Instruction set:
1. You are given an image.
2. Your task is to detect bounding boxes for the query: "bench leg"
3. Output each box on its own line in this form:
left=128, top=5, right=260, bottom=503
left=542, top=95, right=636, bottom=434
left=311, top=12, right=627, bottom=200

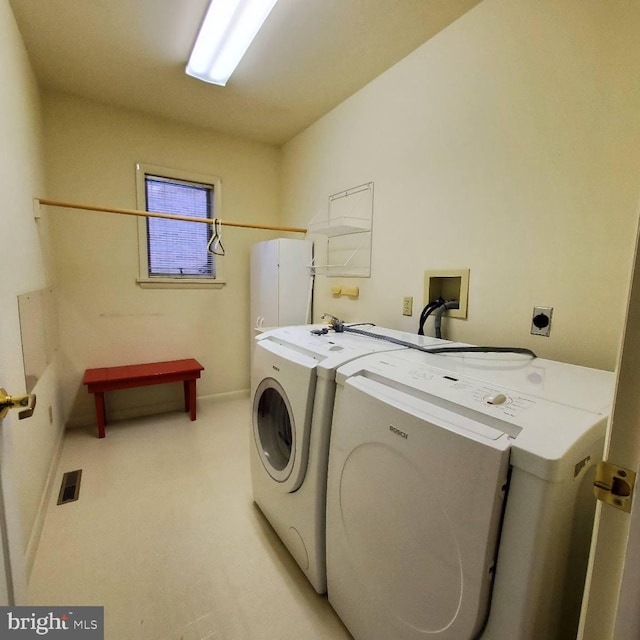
left=94, top=392, right=106, bottom=438
left=184, top=379, right=197, bottom=421
left=183, top=381, right=190, bottom=415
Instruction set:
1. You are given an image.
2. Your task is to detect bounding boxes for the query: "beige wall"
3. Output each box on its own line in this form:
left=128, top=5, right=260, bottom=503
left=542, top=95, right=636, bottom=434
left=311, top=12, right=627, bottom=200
left=3, top=0, right=637, bottom=622
left=43, top=91, right=281, bottom=426
left=282, top=0, right=640, bottom=371
left=1, top=2, right=66, bottom=596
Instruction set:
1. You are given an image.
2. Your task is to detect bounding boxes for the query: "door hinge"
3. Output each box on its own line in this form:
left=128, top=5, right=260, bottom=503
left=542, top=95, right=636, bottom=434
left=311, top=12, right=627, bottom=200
left=594, top=461, right=636, bottom=513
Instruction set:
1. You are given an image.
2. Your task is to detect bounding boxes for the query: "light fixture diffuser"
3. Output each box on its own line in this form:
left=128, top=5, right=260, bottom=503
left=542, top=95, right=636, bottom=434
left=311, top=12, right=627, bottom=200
left=186, top=0, right=279, bottom=86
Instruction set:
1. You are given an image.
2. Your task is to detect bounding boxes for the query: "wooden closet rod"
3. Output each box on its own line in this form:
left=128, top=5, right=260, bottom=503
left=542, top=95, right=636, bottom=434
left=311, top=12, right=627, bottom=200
left=36, top=198, right=308, bottom=234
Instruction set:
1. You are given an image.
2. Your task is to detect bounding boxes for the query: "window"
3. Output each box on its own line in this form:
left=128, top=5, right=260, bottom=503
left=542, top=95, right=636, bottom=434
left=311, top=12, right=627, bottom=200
left=136, top=163, right=224, bottom=288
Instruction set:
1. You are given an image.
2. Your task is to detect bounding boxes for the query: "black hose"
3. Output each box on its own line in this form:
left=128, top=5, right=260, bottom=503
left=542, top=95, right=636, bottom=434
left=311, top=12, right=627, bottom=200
left=343, top=326, right=537, bottom=359
left=434, top=300, right=459, bottom=339
left=418, top=298, right=443, bottom=335
left=423, top=345, right=538, bottom=357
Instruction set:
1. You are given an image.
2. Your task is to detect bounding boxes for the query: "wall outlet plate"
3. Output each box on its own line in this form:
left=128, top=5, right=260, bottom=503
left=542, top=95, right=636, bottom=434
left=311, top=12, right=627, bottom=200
left=531, top=306, right=553, bottom=336
left=402, top=296, right=413, bottom=316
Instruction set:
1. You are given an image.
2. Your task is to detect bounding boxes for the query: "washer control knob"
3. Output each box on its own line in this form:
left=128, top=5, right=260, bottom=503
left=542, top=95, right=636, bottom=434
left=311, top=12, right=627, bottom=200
left=486, top=393, right=507, bottom=405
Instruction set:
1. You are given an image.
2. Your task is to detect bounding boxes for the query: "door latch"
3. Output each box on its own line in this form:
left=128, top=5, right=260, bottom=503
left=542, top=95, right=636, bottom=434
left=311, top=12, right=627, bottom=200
left=0, top=388, right=37, bottom=421
left=594, top=461, right=636, bottom=513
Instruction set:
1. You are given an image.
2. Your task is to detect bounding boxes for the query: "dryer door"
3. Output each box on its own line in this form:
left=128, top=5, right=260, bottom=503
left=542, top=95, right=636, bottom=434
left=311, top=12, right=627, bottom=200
left=327, top=374, right=511, bottom=640
left=252, top=340, right=317, bottom=493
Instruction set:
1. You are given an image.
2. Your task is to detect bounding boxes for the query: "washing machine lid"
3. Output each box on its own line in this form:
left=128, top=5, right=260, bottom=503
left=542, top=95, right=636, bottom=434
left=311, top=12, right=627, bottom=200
left=335, top=353, right=609, bottom=482
left=332, top=372, right=511, bottom=639
left=256, top=324, right=449, bottom=379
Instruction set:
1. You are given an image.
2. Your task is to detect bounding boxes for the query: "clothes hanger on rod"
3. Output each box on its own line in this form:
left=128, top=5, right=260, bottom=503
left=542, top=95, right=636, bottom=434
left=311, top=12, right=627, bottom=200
left=207, top=218, right=226, bottom=256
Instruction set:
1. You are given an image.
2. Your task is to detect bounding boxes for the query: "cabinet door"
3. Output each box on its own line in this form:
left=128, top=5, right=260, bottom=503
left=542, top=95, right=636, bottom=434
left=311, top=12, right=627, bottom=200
left=277, top=239, right=312, bottom=326
left=250, top=240, right=279, bottom=328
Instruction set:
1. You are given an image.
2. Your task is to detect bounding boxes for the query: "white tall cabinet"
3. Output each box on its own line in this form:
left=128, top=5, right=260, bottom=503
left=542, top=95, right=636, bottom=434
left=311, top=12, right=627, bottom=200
left=250, top=238, right=313, bottom=332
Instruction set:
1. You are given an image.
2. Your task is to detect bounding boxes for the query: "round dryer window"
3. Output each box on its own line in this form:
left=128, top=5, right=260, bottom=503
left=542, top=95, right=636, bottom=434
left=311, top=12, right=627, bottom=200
left=253, top=378, right=296, bottom=483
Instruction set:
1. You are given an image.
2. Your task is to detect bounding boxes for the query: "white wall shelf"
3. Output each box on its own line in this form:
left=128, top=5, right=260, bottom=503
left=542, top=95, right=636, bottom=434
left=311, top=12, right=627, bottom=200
left=307, top=182, right=373, bottom=277
left=307, top=214, right=371, bottom=237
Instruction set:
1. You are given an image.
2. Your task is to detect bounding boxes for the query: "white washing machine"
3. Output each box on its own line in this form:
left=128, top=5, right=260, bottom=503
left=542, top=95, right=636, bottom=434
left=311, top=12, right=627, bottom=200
left=326, top=348, right=614, bottom=640
left=250, top=324, right=448, bottom=594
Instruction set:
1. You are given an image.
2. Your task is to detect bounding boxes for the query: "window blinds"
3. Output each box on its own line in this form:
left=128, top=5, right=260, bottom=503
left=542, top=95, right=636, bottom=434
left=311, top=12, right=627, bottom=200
left=145, top=175, right=214, bottom=277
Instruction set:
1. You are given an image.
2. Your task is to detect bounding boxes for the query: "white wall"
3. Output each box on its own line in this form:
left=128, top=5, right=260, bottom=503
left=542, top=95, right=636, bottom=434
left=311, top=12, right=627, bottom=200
left=1, top=2, right=67, bottom=596
left=43, top=91, right=282, bottom=426
left=282, top=0, right=640, bottom=371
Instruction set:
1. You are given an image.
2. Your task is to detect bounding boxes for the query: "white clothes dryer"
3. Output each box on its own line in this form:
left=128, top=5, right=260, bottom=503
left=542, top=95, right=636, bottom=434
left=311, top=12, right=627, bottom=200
left=326, top=348, right=614, bottom=640
left=250, top=324, right=447, bottom=593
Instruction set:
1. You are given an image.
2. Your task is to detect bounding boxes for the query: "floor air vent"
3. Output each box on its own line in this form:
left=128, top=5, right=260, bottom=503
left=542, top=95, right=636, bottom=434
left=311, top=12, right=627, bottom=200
left=57, top=469, right=82, bottom=505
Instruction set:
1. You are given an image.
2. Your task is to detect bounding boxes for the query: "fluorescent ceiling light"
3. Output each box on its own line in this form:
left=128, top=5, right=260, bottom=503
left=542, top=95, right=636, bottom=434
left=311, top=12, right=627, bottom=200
left=186, top=0, right=279, bottom=86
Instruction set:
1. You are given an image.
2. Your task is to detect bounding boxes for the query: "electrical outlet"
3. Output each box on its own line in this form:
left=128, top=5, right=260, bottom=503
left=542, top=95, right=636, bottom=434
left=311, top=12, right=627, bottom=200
left=402, top=296, right=413, bottom=316
left=531, top=306, right=553, bottom=336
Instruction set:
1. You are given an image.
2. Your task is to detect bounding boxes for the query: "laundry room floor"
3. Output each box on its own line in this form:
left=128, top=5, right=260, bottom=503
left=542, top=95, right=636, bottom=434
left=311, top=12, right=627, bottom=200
left=27, top=396, right=352, bottom=640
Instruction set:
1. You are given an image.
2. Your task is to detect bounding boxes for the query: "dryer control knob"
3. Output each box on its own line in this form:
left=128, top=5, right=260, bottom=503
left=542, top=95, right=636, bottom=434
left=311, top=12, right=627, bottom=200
left=486, top=393, right=507, bottom=405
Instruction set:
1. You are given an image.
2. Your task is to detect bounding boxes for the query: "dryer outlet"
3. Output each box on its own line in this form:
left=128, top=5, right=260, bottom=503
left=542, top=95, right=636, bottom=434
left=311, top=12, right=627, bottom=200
left=531, top=306, right=553, bottom=336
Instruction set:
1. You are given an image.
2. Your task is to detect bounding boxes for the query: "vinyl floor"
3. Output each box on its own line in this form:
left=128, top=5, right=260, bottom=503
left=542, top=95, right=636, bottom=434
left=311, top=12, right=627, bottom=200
left=27, top=396, right=352, bottom=640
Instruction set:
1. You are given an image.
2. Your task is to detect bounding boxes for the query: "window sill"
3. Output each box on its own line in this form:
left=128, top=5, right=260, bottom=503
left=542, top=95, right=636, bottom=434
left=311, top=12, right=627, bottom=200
left=136, top=277, right=226, bottom=290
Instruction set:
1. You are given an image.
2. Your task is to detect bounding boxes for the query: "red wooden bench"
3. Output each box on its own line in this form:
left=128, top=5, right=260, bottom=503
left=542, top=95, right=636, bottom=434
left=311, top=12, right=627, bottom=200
left=83, top=359, right=204, bottom=438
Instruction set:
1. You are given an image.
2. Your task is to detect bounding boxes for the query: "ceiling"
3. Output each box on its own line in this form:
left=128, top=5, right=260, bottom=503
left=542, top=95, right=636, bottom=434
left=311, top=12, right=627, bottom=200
left=10, top=0, right=481, bottom=146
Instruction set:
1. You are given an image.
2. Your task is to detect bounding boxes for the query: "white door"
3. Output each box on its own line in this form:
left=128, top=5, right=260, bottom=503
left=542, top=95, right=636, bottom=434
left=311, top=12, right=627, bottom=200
left=0, top=237, right=26, bottom=606
left=579, top=202, right=640, bottom=639
left=0, top=223, right=27, bottom=605
left=613, top=494, right=640, bottom=638
left=0, top=357, right=13, bottom=605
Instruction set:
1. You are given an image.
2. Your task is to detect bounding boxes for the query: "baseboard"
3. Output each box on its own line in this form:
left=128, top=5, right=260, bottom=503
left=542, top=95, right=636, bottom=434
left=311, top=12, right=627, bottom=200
left=66, top=399, right=186, bottom=429
left=199, top=389, right=250, bottom=404
left=66, top=389, right=250, bottom=429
